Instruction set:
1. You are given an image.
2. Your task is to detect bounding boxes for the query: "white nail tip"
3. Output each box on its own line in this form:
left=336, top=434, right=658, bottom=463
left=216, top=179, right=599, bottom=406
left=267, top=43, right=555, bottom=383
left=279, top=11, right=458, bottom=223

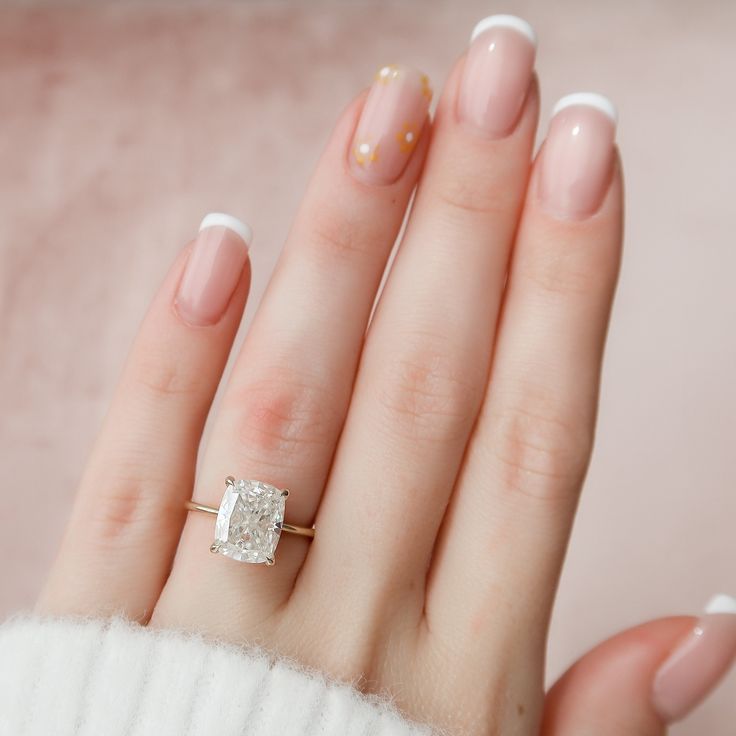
left=199, top=213, right=253, bottom=246
left=470, top=15, right=537, bottom=47
left=704, top=594, right=736, bottom=615
left=551, top=93, right=618, bottom=125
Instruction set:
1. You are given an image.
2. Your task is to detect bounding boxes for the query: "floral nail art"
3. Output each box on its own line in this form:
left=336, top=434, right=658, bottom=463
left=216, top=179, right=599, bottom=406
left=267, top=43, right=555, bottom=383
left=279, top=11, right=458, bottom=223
left=376, top=64, right=402, bottom=84
left=396, top=123, right=419, bottom=154
left=354, top=140, right=379, bottom=166
left=420, top=74, right=432, bottom=101
left=350, top=64, right=432, bottom=184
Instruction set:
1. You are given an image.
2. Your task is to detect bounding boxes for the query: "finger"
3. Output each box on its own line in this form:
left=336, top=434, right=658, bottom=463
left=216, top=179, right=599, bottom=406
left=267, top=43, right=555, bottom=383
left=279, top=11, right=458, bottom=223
left=154, top=67, right=433, bottom=632
left=426, top=96, right=622, bottom=665
left=544, top=618, right=689, bottom=736
left=37, top=215, right=252, bottom=620
left=296, top=16, right=539, bottom=647
left=543, top=596, right=736, bottom=734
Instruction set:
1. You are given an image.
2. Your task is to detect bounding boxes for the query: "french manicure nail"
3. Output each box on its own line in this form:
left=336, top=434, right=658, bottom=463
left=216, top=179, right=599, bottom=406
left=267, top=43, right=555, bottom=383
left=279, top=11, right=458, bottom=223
left=459, top=15, right=537, bottom=137
left=539, top=93, right=617, bottom=219
left=175, top=213, right=252, bottom=327
left=349, top=64, right=432, bottom=186
left=652, top=594, right=736, bottom=723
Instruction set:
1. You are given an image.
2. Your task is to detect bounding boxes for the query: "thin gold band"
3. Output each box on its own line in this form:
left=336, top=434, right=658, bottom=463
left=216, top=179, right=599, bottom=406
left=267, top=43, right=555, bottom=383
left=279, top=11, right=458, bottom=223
left=185, top=499, right=316, bottom=538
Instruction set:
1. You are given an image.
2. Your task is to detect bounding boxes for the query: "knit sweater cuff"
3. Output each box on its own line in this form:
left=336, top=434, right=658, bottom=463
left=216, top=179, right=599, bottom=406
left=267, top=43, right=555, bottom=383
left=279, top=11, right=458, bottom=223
left=0, top=616, right=431, bottom=736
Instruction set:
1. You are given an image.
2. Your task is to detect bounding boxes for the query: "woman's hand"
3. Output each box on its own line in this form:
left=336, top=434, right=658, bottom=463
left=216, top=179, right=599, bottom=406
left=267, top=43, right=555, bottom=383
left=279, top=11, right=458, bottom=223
left=36, top=15, right=729, bottom=736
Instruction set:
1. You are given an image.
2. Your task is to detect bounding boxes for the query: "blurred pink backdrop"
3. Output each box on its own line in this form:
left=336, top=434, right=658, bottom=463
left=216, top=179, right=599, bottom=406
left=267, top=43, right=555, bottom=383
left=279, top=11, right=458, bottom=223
left=1, top=2, right=734, bottom=733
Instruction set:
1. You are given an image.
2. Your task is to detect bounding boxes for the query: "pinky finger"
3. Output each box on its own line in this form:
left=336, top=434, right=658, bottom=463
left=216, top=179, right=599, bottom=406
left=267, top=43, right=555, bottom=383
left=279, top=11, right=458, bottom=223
left=542, top=595, right=736, bottom=735
left=37, top=213, right=252, bottom=621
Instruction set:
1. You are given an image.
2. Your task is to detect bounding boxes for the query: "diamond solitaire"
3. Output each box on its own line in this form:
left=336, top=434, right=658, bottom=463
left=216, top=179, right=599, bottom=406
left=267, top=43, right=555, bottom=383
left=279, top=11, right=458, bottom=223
left=185, top=476, right=315, bottom=566
left=212, top=478, right=286, bottom=564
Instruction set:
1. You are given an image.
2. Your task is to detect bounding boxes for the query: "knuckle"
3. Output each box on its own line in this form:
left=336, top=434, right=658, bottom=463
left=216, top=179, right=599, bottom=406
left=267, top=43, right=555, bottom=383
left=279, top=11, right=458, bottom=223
left=232, top=372, right=339, bottom=463
left=129, top=355, right=203, bottom=399
left=490, top=400, right=592, bottom=504
left=377, top=340, right=479, bottom=442
left=88, top=477, right=177, bottom=545
left=432, top=170, right=517, bottom=219
left=306, top=207, right=377, bottom=263
left=522, top=243, right=601, bottom=299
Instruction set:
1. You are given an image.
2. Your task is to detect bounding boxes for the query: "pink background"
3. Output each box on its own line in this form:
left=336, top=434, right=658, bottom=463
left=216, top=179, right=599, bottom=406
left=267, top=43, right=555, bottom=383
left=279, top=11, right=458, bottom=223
left=1, top=2, right=734, bottom=732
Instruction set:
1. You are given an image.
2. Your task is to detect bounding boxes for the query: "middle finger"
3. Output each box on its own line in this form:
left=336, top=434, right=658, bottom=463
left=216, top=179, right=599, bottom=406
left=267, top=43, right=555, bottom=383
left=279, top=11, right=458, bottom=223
left=299, top=17, right=539, bottom=629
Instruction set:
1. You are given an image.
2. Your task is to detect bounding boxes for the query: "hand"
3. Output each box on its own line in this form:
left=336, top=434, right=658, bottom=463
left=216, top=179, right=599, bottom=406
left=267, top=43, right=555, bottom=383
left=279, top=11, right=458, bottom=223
left=37, top=16, right=714, bottom=736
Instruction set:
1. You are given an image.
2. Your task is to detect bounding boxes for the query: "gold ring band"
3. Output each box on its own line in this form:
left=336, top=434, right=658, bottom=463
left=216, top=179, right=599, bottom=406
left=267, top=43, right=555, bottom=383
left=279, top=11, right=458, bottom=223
left=184, top=499, right=315, bottom=538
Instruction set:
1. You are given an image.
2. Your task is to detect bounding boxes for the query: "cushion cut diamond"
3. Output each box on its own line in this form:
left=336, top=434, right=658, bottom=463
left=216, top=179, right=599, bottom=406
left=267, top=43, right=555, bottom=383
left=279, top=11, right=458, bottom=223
left=213, top=479, right=285, bottom=564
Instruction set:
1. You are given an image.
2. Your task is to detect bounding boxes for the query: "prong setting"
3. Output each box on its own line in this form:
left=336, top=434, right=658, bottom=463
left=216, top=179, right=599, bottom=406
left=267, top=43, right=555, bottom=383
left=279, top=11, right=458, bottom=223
left=212, top=478, right=286, bottom=565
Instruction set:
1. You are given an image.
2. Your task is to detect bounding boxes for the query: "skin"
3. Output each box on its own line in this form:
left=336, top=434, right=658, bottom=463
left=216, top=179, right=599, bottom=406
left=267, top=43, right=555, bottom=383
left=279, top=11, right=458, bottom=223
left=35, top=41, right=684, bottom=736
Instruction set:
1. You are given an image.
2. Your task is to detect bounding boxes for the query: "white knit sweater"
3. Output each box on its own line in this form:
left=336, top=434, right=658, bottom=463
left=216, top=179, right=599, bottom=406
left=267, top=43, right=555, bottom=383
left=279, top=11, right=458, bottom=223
left=0, top=616, right=432, bottom=736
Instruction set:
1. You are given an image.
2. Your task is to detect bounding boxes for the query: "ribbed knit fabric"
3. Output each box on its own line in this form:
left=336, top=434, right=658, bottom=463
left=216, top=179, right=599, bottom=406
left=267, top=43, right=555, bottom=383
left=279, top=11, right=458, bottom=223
left=0, top=616, right=433, bottom=736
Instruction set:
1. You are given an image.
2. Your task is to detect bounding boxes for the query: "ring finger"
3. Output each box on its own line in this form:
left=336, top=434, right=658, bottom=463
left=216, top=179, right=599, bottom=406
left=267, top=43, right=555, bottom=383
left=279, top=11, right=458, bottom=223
left=154, top=66, right=433, bottom=635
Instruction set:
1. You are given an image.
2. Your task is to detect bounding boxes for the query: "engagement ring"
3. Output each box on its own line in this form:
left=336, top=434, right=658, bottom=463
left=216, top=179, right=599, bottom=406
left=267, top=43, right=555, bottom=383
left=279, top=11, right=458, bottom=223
left=185, top=476, right=315, bottom=566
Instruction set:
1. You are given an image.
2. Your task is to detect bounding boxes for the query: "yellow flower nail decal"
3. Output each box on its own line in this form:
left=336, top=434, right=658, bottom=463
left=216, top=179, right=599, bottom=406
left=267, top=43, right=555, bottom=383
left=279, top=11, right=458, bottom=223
left=376, top=64, right=401, bottom=84
left=354, top=140, right=379, bottom=166
left=396, top=123, right=419, bottom=154
left=420, top=74, right=432, bottom=101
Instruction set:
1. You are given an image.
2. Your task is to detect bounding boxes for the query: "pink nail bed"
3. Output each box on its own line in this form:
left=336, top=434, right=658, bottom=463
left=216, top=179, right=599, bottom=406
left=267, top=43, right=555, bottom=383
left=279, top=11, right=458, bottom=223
left=459, top=15, right=537, bottom=137
left=349, top=64, right=432, bottom=186
left=175, top=213, right=251, bottom=327
left=539, top=93, right=617, bottom=219
left=652, top=594, right=736, bottom=723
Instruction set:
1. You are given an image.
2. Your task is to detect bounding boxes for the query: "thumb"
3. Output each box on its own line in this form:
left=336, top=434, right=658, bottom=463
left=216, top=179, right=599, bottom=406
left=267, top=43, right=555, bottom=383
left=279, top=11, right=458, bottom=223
left=541, top=595, right=736, bottom=736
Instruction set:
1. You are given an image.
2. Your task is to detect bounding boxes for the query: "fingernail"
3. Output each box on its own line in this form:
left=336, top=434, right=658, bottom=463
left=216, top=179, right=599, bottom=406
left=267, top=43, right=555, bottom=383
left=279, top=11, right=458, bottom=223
left=175, top=213, right=252, bottom=327
left=652, top=594, right=736, bottom=723
left=459, top=15, right=536, bottom=137
left=350, top=64, right=432, bottom=186
left=539, top=93, right=617, bottom=219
